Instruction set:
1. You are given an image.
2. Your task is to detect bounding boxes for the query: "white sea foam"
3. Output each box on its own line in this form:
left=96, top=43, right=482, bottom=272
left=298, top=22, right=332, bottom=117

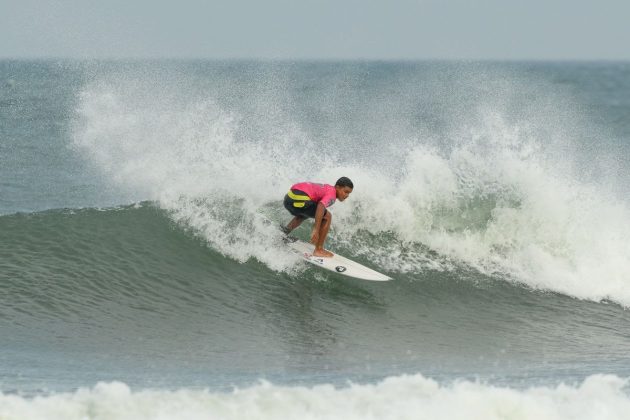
left=72, top=78, right=308, bottom=271
left=72, top=72, right=630, bottom=305
left=2, top=374, right=629, bottom=420
left=333, top=111, right=630, bottom=305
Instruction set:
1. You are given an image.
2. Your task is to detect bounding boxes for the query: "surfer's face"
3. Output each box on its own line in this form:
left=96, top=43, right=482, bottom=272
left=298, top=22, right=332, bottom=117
left=336, top=186, right=353, bottom=201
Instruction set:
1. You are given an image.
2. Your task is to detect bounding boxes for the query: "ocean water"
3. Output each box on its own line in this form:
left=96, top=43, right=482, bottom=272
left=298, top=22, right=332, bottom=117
left=1, top=60, right=630, bottom=419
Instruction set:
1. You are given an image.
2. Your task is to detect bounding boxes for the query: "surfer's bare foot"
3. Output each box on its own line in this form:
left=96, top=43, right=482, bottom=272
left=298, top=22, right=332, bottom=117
left=313, top=248, right=334, bottom=258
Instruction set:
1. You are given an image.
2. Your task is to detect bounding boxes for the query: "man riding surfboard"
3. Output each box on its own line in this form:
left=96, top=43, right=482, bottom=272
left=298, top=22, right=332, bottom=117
left=283, top=177, right=353, bottom=258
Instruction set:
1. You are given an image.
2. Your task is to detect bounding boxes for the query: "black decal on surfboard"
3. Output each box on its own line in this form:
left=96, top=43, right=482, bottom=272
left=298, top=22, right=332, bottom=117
left=335, top=266, right=347, bottom=273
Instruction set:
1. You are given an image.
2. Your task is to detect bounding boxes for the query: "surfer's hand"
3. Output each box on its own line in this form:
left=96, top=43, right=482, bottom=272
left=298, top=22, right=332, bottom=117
left=310, top=230, right=319, bottom=245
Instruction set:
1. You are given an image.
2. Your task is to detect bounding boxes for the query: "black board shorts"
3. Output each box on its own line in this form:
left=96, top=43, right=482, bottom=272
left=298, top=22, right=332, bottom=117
left=284, top=189, right=327, bottom=219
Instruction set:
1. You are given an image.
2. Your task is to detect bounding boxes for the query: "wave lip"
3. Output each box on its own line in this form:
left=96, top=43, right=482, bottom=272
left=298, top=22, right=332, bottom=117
left=1, top=374, right=628, bottom=420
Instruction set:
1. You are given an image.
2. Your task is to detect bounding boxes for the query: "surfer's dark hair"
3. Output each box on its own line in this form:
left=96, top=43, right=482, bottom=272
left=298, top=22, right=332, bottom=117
left=335, top=177, right=354, bottom=189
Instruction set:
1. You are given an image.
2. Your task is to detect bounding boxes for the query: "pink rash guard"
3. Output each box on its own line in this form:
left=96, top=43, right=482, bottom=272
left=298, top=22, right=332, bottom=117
left=291, top=182, right=337, bottom=208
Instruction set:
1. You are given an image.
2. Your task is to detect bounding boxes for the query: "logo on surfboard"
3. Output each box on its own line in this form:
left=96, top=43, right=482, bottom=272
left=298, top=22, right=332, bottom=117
left=304, top=253, right=325, bottom=265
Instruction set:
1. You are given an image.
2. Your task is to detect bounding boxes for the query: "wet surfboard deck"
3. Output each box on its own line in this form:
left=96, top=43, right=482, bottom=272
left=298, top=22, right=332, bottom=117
left=285, top=237, right=392, bottom=281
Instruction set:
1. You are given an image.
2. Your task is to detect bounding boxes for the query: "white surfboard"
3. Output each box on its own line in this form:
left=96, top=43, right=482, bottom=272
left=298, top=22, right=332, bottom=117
left=285, top=237, right=392, bottom=281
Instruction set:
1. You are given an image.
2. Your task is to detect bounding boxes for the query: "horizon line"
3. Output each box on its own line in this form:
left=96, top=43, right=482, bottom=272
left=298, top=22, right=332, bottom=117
left=1, top=56, right=630, bottom=63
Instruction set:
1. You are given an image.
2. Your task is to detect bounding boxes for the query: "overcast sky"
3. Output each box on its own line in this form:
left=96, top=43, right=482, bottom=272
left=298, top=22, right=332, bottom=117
left=1, top=0, right=629, bottom=60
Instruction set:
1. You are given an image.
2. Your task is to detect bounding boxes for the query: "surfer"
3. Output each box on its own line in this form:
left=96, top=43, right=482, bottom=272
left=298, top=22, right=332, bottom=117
left=283, top=177, right=353, bottom=258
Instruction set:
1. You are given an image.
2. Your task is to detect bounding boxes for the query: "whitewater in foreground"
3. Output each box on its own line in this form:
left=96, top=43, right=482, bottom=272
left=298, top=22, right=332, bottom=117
left=2, top=374, right=629, bottom=420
